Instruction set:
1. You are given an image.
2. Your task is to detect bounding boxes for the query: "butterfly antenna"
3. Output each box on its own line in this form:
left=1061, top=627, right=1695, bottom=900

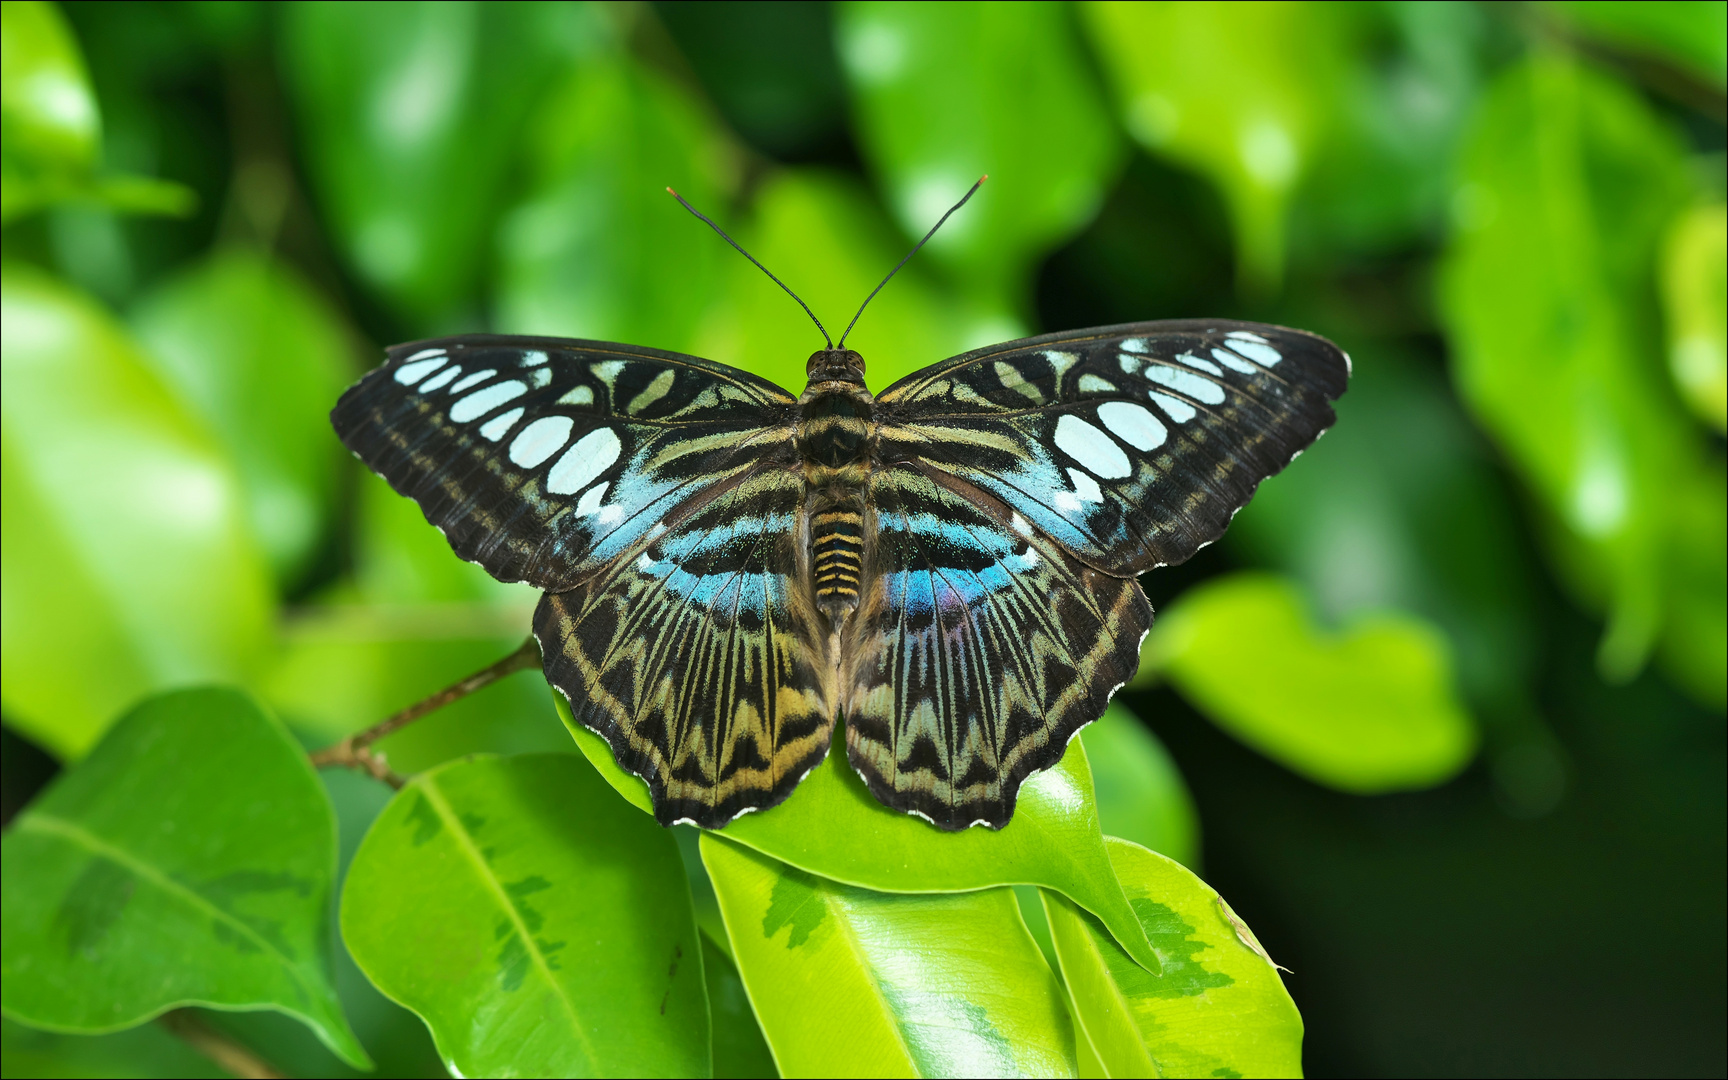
left=667, top=187, right=832, bottom=349
left=837, top=175, right=987, bottom=349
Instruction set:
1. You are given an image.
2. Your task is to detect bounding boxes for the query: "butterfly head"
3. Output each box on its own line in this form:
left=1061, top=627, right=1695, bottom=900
left=806, top=348, right=865, bottom=384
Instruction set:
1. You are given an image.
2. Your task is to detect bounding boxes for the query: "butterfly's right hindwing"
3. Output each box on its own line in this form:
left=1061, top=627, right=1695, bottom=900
left=331, top=334, right=797, bottom=591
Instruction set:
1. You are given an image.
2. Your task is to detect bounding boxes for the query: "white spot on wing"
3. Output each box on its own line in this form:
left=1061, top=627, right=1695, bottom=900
left=450, top=379, right=526, bottom=422
left=1177, top=351, right=1224, bottom=376
left=394, top=356, right=446, bottom=385
left=547, top=428, right=621, bottom=495
left=1223, top=338, right=1282, bottom=366
left=558, top=385, right=595, bottom=407
left=1054, top=413, right=1131, bottom=479
left=1010, top=512, right=1031, bottom=537
left=1149, top=391, right=1197, bottom=423
left=404, top=347, right=446, bottom=363
left=519, top=350, right=549, bottom=367
left=574, top=481, right=610, bottom=516
left=1210, top=347, right=1258, bottom=374
left=1077, top=374, right=1116, bottom=394
left=449, top=368, right=496, bottom=394
left=418, top=365, right=461, bottom=392
left=626, top=369, right=675, bottom=413
left=591, top=360, right=627, bottom=383
left=1120, top=338, right=1148, bottom=353
left=1066, top=467, right=1105, bottom=503
left=1044, top=350, right=1080, bottom=379
left=531, top=366, right=553, bottom=388
left=1097, top=401, right=1166, bottom=451
left=478, top=407, right=523, bottom=442
left=1145, top=364, right=1225, bottom=405
left=509, top=415, right=575, bottom=467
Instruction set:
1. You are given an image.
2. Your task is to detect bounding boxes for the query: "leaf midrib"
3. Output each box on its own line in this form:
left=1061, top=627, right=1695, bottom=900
left=18, top=812, right=320, bottom=999
left=417, top=779, right=599, bottom=1068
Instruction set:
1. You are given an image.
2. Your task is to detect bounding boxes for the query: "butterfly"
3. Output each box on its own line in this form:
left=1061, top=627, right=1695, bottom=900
left=332, top=317, right=1348, bottom=830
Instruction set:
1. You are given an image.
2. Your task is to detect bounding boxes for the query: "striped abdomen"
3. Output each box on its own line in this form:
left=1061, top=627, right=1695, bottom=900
left=812, top=504, right=864, bottom=618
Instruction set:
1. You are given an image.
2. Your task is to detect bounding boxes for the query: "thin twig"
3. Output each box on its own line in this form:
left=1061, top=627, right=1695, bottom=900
left=159, top=1009, right=285, bottom=1079
left=309, top=636, right=541, bottom=786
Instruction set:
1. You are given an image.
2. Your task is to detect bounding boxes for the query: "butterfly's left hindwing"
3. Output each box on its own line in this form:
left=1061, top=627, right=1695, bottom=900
left=332, top=334, right=796, bottom=590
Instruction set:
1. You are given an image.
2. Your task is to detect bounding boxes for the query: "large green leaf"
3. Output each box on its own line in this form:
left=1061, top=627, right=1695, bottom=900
left=280, top=1, right=606, bottom=326
left=495, top=54, right=732, bottom=355
left=703, top=834, right=1076, bottom=1078
left=0, top=266, right=273, bottom=759
left=1659, top=202, right=1726, bottom=433
left=695, top=169, right=984, bottom=395
left=1440, top=55, right=1698, bottom=681
left=1044, top=838, right=1302, bottom=1079
left=0, top=1, right=99, bottom=187
left=340, top=753, right=709, bottom=1078
left=1143, top=572, right=1477, bottom=793
left=0, top=687, right=366, bottom=1068
left=835, top=1, right=1120, bottom=314
left=1082, top=1, right=1347, bottom=292
left=130, top=248, right=357, bottom=589
left=702, top=934, right=777, bottom=1080
left=553, top=693, right=1162, bottom=975
left=1079, top=705, right=1198, bottom=868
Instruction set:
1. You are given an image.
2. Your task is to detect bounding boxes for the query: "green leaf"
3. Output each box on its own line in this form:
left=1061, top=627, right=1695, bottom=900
left=130, top=248, right=358, bottom=589
left=0, top=2, right=195, bottom=224
left=1081, top=1, right=1347, bottom=293
left=1, top=1015, right=227, bottom=1079
left=496, top=54, right=733, bottom=355
left=280, top=1, right=608, bottom=325
left=0, top=687, right=367, bottom=1068
left=352, top=470, right=537, bottom=608
left=1079, top=704, right=1198, bottom=869
left=1439, top=55, right=1698, bottom=681
left=1044, top=838, right=1302, bottom=1079
left=1144, top=572, right=1477, bottom=794
left=554, top=691, right=1163, bottom=975
left=340, top=753, right=708, bottom=1078
left=1659, top=202, right=1726, bottom=433
left=1545, top=1, right=1728, bottom=88
left=696, top=169, right=986, bottom=395
left=702, top=934, right=777, bottom=1080
left=835, top=0, right=1121, bottom=313
left=0, top=1, right=99, bottom=175
left=0, top=266, right=273, bottom=759
left=702, top=834, right=1076, bottom=1078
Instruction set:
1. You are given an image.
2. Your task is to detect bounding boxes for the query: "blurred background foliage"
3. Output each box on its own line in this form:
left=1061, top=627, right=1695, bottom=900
left=1, top=0, right=1722, bottom=1075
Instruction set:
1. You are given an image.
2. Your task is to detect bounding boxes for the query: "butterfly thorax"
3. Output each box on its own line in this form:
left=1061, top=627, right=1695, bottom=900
left=796, top=350, right=875, bottom=623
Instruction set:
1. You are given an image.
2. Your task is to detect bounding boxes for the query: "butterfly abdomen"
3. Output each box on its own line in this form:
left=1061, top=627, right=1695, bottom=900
left=797, top=380, right=876, bottom=622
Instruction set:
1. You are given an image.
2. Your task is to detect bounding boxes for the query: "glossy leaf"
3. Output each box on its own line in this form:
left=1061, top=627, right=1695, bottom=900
left=131, top=248, right=357, bottom=588
left=0, top=266, right=273, bottom=759
left=1546, top=1, right=1727, bottom=87
left=280, top=1, right=606, bottom=325
left=1143, top=572, right=1477, bottom=794
left=0, top=1, right=99, bottom=179
left=555, top=692, right=1162, bottom=974
left=340, top=753, right=708, bottom=1078
left=1439, top=55, right=1696, bottom=680
left=836, top=0, right=1121, bottom=312
left=1079, top=704, right=1199, bottom=869
left=1044, top=838, right=1302, bottom=1079
left=0, top=687, right=366, bottom=1067
left=703, top=834, right=1076, bottom=1078
left=495, top=54, right=733, bottom=355
left=696, top=169, right=987, bottom=395
left=1082, top=1, right=1347, bottom=292
left=1659, top=202, right=1726, bottom=433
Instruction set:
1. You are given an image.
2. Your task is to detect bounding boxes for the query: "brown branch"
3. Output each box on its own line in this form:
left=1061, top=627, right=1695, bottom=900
left=310, top=636, right=541, bottom=786
left=160, top=1009, right=285, bottom=1079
